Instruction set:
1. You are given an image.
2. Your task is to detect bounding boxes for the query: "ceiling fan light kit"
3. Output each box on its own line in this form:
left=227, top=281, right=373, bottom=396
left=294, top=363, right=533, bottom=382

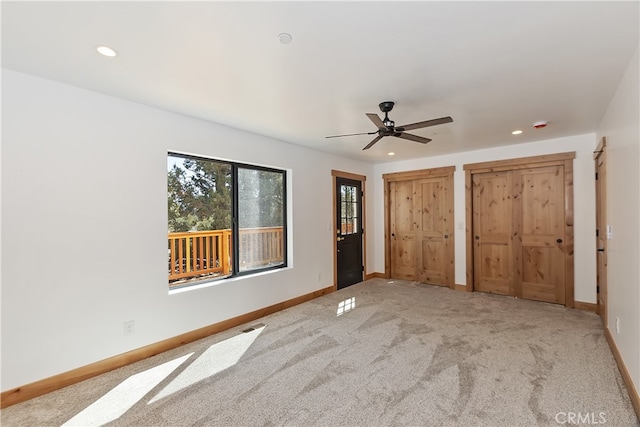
left=326, top=101, right=453, bottom=150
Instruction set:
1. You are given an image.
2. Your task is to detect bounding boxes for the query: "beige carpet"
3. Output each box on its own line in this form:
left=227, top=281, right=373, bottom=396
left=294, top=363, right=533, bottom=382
left=2, top=279, right=638, bottom=426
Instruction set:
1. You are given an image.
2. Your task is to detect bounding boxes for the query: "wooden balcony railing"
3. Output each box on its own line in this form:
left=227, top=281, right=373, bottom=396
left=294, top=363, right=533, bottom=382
left=238, top=226, right=284, bottom=271
left=168, top=229, right=232, bottom=282
left=168, top=227, right=284, bottom=284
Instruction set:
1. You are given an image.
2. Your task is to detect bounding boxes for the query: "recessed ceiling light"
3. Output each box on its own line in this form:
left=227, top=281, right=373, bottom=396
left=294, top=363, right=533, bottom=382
left=388, top=152, right=395, bottom=156
left=512, top=130, right=523, bottom=135
left=277, top=33, right=292, bottom=44
left=96, top=45, right=117, bottom=57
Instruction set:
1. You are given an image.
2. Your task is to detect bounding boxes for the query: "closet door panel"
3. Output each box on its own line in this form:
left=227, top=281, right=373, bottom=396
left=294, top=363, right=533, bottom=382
left=518, top=166, right=566, bottom=303
left=390, top=180, right=416, bottom=280
left=473, top=171, right=513, bottom=295
left=416, top=177, right=449, bottom=286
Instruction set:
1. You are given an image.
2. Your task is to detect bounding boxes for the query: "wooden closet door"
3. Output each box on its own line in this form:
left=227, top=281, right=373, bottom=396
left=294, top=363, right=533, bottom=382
left=466, top=152, right=574, bottom=306
left=517, top=166, right=566, bottom=304
left=389, top=172, right=454, bottom=286
left=390, top=180, right=416, bottom=280
left=594, top=145, right=607, bottom=325
left=415, top=177, right=452, bottom=286
left=473, top=166, right=566, bottom=304
left=472, top=171, right=514, bottom=296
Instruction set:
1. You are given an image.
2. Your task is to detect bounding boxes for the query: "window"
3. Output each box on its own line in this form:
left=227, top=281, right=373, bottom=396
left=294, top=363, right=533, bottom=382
left=167, top=153, right=286, bottom=288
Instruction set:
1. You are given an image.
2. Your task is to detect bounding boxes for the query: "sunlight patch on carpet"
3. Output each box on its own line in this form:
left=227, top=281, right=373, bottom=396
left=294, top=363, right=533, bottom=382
left=62, top=353, right=193, bottom=427
left=148, top=325, right=265, bottom=403
left=337, top=297, right=356, bottom=316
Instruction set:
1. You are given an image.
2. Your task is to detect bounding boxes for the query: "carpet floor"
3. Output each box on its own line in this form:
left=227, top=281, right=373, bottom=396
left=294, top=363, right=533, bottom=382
left=2, top=278, right=638, bottom=426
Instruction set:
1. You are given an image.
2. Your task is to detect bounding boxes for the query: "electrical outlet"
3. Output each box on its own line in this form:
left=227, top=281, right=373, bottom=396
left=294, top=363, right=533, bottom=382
left=124, top=320, right=135, bottom=336
left=615, top=317, right=620, bottom=334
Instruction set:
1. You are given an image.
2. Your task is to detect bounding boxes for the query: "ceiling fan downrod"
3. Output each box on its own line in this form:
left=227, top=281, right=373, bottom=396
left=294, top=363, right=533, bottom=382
left=380, top=101, right=395, bottom=129
left=382, top=112, right=394, bottom=129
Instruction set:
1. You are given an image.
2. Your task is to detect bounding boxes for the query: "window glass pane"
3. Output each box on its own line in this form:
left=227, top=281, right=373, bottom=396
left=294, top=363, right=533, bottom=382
left=167, top=155, right=232, bottom=287
left=238, top=167, right=285, bottom=272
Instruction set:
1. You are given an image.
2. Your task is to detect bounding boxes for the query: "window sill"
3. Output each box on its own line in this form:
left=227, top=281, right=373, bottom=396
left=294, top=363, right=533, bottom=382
left=168, top=265, right=292, bottom=295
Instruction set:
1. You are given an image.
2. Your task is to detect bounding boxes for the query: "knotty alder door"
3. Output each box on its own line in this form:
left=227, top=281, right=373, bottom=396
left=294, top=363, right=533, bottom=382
left=387, top=168, right=454, bottom=287
left=594, top=138, right=607, bottom=325
left=389, top=179, right=416, bottom=280
left=472, top=165, right=567, bottom=304
left=472, top=171, right=514, bottom=296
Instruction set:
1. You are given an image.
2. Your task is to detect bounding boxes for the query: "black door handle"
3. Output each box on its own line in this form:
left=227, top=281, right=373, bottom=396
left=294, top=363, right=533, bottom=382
left=557, top=238, right=563, bottom=243
left=444, top=235, right=449, bottom=239
left=474, top=236, right=479, bottom=240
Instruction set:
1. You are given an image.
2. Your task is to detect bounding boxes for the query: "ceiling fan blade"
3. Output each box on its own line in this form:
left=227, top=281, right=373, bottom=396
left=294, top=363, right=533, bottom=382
left=366, top=113, right=385, bottom=129
left=362, top=135, right=384, bottom=150
left=325, top=131, right=377, bottom=139
left=396, top=132, right=432, bottom=144
left=397, top=116, right=453, bottom=131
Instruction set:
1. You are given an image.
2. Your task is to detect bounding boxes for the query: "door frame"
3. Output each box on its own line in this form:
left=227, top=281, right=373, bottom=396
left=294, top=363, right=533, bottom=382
left=332, top=170, right=366, bottom=290
left=464, top=152, right=576, bottom=307
left=383, top=166, right=456, bottom=288
left=594, top=137, right=607, bottom=325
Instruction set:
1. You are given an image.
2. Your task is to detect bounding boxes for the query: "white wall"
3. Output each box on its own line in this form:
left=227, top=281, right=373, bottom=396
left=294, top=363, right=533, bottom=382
left=372, top=134, right=598, bottom=304
left=597, top=46, right=640, bottom=392
left=0, top=70, right=373, bottom=391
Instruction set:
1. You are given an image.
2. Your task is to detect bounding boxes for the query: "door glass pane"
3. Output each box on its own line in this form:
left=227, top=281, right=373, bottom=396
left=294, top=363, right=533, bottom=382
left=238, top=167, right=285, bottom=272
left=340, top=184, right=358, bottom=235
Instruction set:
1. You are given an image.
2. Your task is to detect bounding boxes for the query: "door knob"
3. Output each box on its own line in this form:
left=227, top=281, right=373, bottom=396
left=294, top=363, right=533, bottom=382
left=474, top=236, right=479, bottom=240
left=557, top=238, right=563, bottom=243
left=444, top=235, right=449, bottom=239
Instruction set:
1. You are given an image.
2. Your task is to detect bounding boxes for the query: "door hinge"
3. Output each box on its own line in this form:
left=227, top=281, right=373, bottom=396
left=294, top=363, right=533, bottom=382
left=361, top=191, right=364, bottom=197
left=595, top=172, right=599, bottom=180
left=597, top=285, right=600, bottom=293
left=361, top=265, right=365, bottom=272
left=596, top=229, right=599, bottom=237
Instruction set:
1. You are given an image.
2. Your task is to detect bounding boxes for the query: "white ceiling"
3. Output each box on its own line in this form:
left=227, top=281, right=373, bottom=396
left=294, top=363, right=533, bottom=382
left=3, top=1, right=639, bottom=163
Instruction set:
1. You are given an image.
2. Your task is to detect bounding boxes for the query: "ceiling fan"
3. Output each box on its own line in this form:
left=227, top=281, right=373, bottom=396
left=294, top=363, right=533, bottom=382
left=326, top=101, right=453, bottom=150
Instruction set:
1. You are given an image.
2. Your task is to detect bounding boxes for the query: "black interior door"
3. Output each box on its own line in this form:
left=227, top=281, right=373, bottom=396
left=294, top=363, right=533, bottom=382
left=336, top=177, right=363, bottom=289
